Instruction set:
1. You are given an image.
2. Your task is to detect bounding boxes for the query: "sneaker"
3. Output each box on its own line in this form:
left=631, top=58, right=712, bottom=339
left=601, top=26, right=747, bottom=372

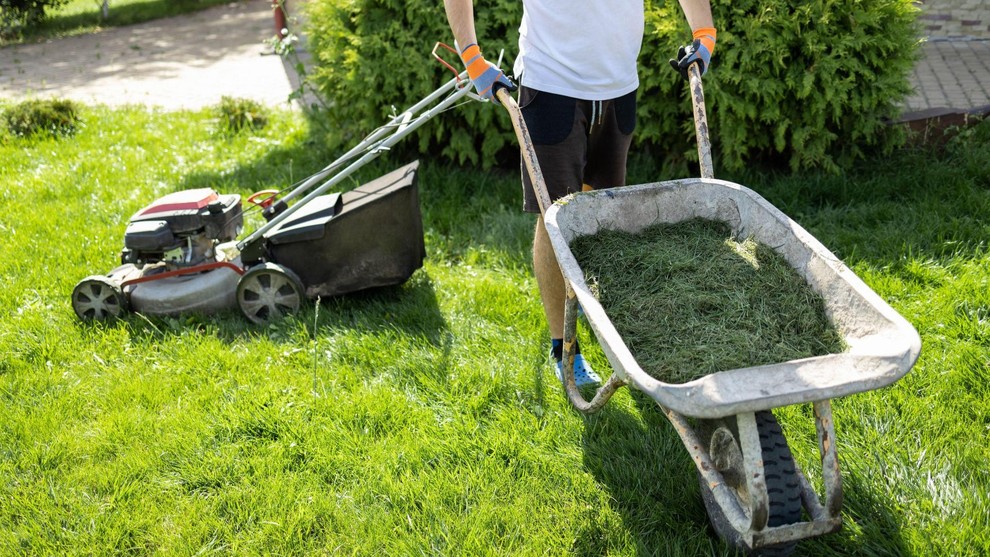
left=554, top=352, right=602, bottom=387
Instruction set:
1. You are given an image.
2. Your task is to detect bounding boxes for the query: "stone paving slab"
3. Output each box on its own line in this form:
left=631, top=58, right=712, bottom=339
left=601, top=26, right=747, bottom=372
left=0, top=0, right=295, bottom=110
left=902, top=39, right=990, bottom=117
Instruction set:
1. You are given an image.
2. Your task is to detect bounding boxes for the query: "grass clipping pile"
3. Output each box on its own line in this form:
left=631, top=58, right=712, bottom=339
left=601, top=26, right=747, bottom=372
left=571, top=218, right=845, bottom=384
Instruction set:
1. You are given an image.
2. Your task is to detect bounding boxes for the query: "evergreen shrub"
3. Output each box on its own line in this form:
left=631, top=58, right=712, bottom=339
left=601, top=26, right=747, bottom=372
left=304, top=0, right=519, bottom=167
left=644, top=0, right=921, bottom=173
left=4, top=98, right=80, bottom=137
left=304, top=0, right=920, bottom=173
left=1, top=0, right=67, bottom=38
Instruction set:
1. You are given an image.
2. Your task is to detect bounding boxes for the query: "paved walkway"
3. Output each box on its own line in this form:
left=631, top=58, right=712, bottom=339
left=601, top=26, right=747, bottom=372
left=0, top=1, right=987, bottom=121
left=902, top=39, right=990, bottom=120
left=0, top=0, right=296, bottom=110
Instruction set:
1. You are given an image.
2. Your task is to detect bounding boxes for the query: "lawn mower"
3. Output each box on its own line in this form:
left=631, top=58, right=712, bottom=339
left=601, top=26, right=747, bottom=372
left=72, top=65, right=475, bottom=325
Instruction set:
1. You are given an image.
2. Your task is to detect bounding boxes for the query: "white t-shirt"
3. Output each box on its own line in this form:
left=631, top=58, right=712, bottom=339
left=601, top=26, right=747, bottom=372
left=513, top=0, right=645, bottom=101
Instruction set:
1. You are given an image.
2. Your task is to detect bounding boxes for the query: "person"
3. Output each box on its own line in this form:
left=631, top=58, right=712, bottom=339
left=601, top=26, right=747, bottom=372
left=443, top=0, right=716, bottom=387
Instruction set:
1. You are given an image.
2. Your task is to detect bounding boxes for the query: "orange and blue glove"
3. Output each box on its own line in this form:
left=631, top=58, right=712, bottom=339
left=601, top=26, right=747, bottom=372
left=669, top=27, right=717, bottom=80
left=460, top=43, right=516, bottom=103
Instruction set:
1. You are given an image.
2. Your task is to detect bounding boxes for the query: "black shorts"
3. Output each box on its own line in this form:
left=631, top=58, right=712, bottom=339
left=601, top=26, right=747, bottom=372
left=518, top=86, right=637, bottom=213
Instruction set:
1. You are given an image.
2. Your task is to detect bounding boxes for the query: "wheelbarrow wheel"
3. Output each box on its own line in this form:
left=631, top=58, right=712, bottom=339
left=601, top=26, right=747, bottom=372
left=236, top=263, right=305, bottom=324
left=72, top=275, right=128, bottom=321
left=698, top=410, right=802, bottom=556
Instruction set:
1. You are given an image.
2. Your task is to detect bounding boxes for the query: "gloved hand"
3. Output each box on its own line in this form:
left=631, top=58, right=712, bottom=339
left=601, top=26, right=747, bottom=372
left=669, top=27, right=717, bottom=80
left=460, top=43, right=516, bottom=103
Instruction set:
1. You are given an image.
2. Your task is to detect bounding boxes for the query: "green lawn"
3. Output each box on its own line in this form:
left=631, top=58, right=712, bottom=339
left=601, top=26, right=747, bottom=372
left=1, top=102, right=988, bottom=555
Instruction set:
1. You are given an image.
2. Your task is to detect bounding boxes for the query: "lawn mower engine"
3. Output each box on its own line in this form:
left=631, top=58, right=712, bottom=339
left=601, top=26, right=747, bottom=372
left=72, top=188, right=245, bottom=320
left=121, top=188, right=242, bottom=269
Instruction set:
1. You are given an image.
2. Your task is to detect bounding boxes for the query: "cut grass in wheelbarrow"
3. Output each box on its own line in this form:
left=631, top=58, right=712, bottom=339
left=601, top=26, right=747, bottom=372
left=571, top=218, right=846, bottom=384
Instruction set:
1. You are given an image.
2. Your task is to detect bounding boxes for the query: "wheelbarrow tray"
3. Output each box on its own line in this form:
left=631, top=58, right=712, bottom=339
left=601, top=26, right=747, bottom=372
left=545, top=177, right=921, bottom=419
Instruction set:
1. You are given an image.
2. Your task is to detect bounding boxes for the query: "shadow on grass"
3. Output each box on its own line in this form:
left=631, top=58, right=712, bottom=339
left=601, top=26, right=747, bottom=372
left=799, top=465, right=913, bottom=556
left=306, top=274, right=449, bottom=346
left=573, top=389, right=913, bottom=556
left=575, top=390, right=725, bottom=556
left=99, top=270, right=450, bottom=350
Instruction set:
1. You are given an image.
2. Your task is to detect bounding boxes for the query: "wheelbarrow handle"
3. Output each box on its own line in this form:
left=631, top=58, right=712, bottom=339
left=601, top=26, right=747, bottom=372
left=496, top=86, right=554, bottom=215
left=688, top=62, right=715, bottom=179
left=496, top=85, right=628, bottom=413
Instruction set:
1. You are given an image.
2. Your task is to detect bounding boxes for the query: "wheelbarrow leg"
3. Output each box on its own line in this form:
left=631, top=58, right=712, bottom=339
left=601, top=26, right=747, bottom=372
left=814, top=400, right=843, bottom=519
left=560, top=282, right=626, bottom=413
left=670, top=408, right=809, bottom=554
left=736, top=411, right=771, bottom=532
left=788, top=400, right=844, bottom=529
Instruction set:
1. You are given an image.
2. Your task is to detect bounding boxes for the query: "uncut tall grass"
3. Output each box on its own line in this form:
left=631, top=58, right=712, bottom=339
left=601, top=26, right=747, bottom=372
left=1, top=103, right=988, bottom=555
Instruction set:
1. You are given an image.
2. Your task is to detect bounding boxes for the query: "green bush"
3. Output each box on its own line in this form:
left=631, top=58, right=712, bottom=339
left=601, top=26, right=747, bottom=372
left=215, top=96, right=269, bottom=134
left=1, top=0, right=66, bottom=38
left=645, top=0, right=922, bottom=173
left=304, top=0, right=920, bottom=173
left=304, top=0, right=520, bottom=167
left=4, top=98, right=80, bottom=137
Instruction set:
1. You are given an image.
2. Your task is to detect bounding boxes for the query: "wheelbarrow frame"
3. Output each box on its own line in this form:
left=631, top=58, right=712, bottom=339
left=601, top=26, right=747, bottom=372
left=494, top=64, right=921, bottom=551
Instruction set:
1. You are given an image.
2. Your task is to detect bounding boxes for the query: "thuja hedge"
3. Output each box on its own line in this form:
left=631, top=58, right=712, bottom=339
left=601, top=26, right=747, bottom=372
left=1, top=0, right=67, bottom=37
left=679, top=0, right=921, bottom=172
left=304, top=0, right=519, bottom=167
left=304, top=0, right=919, bottom=173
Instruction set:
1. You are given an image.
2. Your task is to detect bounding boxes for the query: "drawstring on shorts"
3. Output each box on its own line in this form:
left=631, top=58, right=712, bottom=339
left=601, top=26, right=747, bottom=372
left=589, top=100, right=605, bottom=132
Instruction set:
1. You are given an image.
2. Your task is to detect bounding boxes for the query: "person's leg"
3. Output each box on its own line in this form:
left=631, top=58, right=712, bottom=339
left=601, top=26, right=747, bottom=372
left=519, top=87, right=600, bottom=385
left=531, top=92, right=635, bottom=337
left=533, top=215, right=564, bottom=339
left=537, top=92, right=635, bottom=386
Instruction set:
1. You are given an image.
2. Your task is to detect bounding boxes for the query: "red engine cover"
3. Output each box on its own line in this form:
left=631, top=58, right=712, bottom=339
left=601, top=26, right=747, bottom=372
left=134, top=188, right=220, bottom=219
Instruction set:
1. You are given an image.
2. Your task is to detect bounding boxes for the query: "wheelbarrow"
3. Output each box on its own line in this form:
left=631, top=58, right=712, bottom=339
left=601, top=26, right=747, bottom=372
left=494, top=64, right=921, bottom=555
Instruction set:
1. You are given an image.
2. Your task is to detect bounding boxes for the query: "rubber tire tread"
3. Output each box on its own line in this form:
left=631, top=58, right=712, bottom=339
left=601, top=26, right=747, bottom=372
left=757, top=411, right=803, bottom=529
left=697, top=410, right=802, bottom=556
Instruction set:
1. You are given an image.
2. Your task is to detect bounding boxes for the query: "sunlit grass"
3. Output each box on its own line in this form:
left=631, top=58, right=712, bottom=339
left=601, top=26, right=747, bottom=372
left=1, top=102, right=989, bottom=555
